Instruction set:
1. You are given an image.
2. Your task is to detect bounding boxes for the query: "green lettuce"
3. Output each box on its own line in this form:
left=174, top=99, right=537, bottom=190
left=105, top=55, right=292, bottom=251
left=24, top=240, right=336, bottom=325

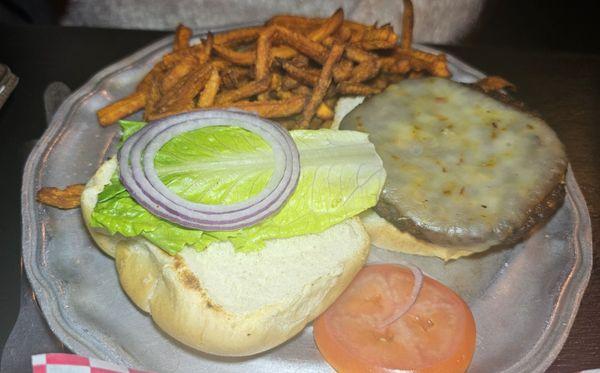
left=91, top=121, right=385, bottom=254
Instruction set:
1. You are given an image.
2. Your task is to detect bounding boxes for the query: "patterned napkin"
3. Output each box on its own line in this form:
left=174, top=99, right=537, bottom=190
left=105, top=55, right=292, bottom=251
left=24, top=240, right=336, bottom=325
left=32, top=353, right=154, bottom=373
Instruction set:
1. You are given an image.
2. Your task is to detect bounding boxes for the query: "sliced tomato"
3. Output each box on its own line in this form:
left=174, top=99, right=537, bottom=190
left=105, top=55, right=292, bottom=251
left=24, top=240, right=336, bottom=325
left=314, top=264, right=476, bottom=373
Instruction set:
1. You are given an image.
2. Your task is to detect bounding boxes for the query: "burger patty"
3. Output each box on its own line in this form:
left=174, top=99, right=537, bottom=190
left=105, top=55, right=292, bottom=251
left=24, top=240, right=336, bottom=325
left=340, top=77, right=567, bottom=252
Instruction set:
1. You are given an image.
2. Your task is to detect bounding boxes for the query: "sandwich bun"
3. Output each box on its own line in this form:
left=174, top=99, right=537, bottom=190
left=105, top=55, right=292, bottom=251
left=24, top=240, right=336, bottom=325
left=81, top=158, right=370, bottom=356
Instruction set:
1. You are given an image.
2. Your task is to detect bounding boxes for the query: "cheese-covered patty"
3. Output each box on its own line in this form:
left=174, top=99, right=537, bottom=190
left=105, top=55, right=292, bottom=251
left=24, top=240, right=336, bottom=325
left=340, top=77, right=567, bottom=252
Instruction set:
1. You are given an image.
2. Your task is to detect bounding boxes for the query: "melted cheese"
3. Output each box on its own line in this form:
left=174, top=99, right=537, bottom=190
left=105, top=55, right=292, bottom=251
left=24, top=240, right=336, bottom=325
left=341, top=78, right=567, bottom=253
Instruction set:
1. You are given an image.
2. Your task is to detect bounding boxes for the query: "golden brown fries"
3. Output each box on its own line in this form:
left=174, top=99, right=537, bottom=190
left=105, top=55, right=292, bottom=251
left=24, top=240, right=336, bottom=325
left=96, top=0, right=453, bottom=129
left=37, top=184, right=86, bottom=209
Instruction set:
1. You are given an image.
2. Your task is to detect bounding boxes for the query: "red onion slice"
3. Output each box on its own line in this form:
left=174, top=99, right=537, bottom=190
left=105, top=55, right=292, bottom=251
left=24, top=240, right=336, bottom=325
left=118, top=109, right=300, bottom=231
left=377, top=263, right=424, bottom=330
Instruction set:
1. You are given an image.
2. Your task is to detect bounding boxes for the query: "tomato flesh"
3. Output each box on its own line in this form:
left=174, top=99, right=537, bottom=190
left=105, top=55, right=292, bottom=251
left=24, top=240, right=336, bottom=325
left=314, top=264, right=476, bottom=373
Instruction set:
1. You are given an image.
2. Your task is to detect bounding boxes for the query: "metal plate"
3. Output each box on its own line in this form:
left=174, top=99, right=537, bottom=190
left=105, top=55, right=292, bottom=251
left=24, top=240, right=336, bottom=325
left=21, top=30, right=593, bottom=372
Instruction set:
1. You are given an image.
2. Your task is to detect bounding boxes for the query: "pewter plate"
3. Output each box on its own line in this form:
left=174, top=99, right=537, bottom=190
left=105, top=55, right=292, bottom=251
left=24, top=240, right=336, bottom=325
left=22, top=29, right=592, bottom=372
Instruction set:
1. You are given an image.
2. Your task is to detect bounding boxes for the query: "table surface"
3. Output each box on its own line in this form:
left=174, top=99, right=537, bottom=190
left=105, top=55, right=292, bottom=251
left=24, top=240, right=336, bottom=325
left=0, top=25, right=598, bottom=372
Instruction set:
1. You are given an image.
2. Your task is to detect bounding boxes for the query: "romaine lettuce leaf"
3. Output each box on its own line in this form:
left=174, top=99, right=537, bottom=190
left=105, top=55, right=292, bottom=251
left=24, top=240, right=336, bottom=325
left=91, top=121, right=385, bottom=254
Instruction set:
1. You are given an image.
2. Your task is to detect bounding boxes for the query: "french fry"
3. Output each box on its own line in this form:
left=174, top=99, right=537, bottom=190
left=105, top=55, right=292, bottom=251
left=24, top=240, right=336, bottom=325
left=195, top=32, right=214, bottom=64
left=213, top=44, right=255, bottom=65
left=344, top=45, right=377, bottom=63
left=300, top=43, right=344, bottom=128
left=266, top=14, right=322, bottom=31
left=217, top=95, right=306, bottom=118
left=198, top=68, right=221, bottom=107
left=157, top=64, right=212, bottom=113
left=332, top=59, right=353, bottom=82
left=144, top=75, right=162, bottom=120
left=256, top=27, right=275, bottom=80
left=316, top=102, right=334, bottom=120
left=220, top=65, right=251, bottom=89
left=272, top=26, right=329, bottom=64
left=136, top=62, right=168, bottom=93
left=174, top=24, right=193, bottom=51
left=380, top=56, right=411, bottom=74
left=161, top=55, right=196, bottom=91
left=337, top=82, right=383, bottom=95
left=476, top=76, right=516, bottom=93
left=214, top=26, right=263, bottom=46
left=215, top=76, right=271, bottom=104
left=334, top=25, right=352, bottom=43
left=282, top=75, right=300, bottom=90
left=97, top=91, right=145, bottom=126
left=395, top=48, right=450, bottom=77
left=37, top=184, right=86, bottom=209
left=360, top=39, right=398, bottom=50
left=401, top=0, right=414, bottom=49
left=349, top=58, right=381, bottom=83
left=308, top=8, right=344, bottom=42
left=281, top=61, right=320, bottom=86
left=363, top=24, right=396, bottom=41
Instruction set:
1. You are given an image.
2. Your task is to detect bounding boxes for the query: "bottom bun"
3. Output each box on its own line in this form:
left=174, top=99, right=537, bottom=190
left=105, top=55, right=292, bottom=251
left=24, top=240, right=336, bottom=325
left=360, top=210, right=478, bottom=261
left=81, top=159, right=370, bottom=356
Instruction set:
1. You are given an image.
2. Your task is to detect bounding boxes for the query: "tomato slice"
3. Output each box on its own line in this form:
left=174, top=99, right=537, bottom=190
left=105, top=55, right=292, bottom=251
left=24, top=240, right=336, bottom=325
left=313, top=264, right=476, bottom=373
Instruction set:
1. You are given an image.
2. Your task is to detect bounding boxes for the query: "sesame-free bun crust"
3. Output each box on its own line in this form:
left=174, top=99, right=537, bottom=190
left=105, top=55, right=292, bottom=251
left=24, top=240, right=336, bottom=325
left=81, top=158, right=370, bottom=356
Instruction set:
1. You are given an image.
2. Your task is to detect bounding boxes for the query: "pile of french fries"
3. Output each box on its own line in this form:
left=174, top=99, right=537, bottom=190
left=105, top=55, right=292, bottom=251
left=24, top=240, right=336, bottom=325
left=97, top=0, right=450, bottom=130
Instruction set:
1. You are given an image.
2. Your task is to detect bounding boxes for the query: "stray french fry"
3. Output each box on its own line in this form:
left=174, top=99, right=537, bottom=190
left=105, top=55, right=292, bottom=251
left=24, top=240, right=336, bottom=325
left=198, top=68, right=221, bottom=107
left=97, top=91, right=145, bottom=126
left=401, top=0, right=414, bottom=50
left=476, top=76, right=516, bottom=93
left=37, top=184, right=85, bottom=209
left=174, top=24, right=193, bottom=51
left=217, top=96, right=307, bottom=118
left=300, top=43, right=344, bottom=128
left=215, top=76, right=271, bottom=104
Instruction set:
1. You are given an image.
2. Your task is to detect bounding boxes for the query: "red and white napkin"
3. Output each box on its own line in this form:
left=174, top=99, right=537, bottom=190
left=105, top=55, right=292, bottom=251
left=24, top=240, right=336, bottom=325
left=32, top=353, right=154, bottom=373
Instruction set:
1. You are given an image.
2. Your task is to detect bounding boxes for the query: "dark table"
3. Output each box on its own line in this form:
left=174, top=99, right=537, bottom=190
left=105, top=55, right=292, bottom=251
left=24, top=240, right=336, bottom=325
left=0, top=25, right=598, bottom=372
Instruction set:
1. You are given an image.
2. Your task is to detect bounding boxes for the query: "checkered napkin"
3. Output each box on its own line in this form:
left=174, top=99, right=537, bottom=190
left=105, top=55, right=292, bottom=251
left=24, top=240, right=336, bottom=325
left=32, top=353, right=154, bottom=373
